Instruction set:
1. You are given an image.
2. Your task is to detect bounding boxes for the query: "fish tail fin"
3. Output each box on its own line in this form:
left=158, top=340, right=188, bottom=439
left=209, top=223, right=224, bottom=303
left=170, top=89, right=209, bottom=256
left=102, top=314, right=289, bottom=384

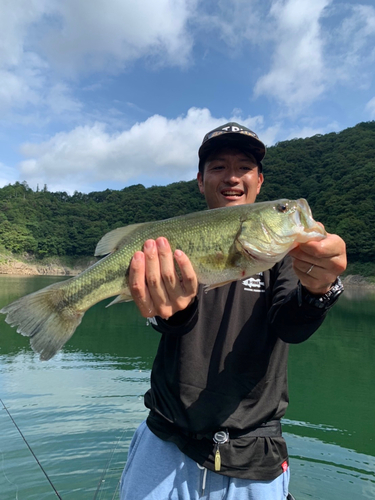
left=0, top=282, right=84, bottom=361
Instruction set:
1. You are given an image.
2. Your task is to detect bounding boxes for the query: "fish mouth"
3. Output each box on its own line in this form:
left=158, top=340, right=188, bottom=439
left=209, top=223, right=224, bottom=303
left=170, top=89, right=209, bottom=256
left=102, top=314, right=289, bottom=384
left=295, top=199, right=326, bottom=239
left=239, top=199, right=326, bottom=260
left=297, top=198, right=313, bottom=218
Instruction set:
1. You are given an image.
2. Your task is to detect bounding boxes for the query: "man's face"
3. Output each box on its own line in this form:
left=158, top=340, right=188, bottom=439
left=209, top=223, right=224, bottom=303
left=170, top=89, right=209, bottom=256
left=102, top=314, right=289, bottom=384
left=197, top=148, right=264, bottom=209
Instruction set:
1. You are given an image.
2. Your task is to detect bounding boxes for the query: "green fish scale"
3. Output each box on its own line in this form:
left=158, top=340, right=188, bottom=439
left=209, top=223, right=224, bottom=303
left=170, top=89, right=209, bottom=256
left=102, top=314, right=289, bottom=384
left=0, top=199, right=327, bottom=362
left=59, top=206, right=246, bottom=311
left=55, top=200, right=310, bottom=313
left=61, top=252, right=129, bottom=311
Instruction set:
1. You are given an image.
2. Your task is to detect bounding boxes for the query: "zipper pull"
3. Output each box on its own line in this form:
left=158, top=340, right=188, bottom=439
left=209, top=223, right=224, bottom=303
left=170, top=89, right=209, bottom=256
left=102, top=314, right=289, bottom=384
left=214, top=445, right=221, bottom=471
left=213, top=430, right=229, bottom=472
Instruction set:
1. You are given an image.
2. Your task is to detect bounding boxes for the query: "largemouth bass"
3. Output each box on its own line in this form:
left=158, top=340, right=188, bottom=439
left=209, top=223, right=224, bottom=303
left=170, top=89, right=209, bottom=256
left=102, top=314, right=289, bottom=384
left=0, top=199, right=325, bottom=360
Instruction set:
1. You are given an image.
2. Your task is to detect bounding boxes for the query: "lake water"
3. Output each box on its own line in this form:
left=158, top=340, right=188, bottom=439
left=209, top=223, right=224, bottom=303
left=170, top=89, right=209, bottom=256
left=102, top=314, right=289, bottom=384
left=0, top=276, right=374, bottom=500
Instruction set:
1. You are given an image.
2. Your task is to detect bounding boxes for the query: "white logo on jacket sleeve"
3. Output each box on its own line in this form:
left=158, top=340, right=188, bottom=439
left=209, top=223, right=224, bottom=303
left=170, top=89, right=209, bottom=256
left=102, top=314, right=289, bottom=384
left=242, top=274, right=265, bottom=293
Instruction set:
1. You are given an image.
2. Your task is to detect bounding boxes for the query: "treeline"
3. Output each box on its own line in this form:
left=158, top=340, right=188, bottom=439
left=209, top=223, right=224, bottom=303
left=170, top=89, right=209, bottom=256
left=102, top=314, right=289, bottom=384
left=0, top=181, right=207, bottom=258
left=0, top=121, right=374, bottom=274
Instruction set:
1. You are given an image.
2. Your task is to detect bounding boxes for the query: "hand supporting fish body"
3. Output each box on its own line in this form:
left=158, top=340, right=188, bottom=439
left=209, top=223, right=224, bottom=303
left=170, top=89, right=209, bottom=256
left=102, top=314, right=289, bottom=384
left=0, top=199, right=325, bottom=360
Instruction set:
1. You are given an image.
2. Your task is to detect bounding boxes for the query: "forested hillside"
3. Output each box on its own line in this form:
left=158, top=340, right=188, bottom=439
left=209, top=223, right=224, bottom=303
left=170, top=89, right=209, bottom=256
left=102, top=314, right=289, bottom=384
left=0, top=181, right=206, bottom=258
left=1, top=121, right=374, bottom=275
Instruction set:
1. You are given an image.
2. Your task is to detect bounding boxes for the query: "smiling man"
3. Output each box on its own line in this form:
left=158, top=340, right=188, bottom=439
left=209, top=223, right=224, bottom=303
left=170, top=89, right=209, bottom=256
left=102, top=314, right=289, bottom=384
left=119, top=123, right=347, bottom=500
left=197, top=123, right=264, bottom=209
left=197, top=148, right=263, bottom=208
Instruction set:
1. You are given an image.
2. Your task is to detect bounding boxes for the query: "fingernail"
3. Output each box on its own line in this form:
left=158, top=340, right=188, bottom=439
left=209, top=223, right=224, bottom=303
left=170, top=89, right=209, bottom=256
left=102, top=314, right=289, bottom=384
left=156, top=237, right=168, bottom=248
left=144, top=240, right=155, bottom=250
left=132, top=251, right=143, bottom=261
left=175, top=249, right=183, bottom=258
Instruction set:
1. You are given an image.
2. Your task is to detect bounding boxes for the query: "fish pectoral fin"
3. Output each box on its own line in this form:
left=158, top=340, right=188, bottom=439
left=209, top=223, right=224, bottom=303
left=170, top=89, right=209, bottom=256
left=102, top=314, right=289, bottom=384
left=94, top=223, right=148, bottom=256
left=204, top=280, right=236, bottom=292
left=106, top=291, right=133, bottom=307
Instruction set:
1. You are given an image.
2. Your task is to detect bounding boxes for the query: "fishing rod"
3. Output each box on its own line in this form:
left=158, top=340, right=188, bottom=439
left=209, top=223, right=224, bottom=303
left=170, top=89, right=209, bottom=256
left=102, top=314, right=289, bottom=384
left=0, top=397, right=63, bottom=500
left=1, top=395, right=125, bottom=500
left=93, top=427, right=126, bottom=500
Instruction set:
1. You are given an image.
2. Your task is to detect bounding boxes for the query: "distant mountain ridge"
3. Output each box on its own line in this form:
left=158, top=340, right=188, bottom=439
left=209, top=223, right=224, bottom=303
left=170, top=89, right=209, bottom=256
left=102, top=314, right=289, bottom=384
left=1, top=121, right=374, bottom=276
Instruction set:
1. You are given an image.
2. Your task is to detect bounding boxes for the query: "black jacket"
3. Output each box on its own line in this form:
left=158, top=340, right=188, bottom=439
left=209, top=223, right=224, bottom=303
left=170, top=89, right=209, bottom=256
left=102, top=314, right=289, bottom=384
left=144, top=256, right=328, bottom=480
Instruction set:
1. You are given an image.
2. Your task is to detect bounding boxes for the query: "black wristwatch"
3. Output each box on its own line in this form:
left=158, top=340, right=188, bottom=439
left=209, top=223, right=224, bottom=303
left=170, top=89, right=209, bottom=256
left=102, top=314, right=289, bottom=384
left=298, top=277, right=344, bottom=310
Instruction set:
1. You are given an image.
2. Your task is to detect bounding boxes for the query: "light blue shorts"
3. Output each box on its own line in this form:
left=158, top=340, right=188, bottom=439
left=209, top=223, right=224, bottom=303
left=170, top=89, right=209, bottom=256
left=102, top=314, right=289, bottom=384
left=120, top=421, right=290, bottom=500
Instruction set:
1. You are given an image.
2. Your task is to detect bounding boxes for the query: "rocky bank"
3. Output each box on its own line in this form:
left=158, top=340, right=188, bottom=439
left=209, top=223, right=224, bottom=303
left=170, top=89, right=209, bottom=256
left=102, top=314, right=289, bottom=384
left=0, top=255, right=96, bottom=276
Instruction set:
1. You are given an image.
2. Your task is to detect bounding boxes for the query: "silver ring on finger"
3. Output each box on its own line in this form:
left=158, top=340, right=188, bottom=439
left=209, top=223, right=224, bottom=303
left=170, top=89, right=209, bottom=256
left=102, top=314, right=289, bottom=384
left=306, top=264, right=314, bottom=275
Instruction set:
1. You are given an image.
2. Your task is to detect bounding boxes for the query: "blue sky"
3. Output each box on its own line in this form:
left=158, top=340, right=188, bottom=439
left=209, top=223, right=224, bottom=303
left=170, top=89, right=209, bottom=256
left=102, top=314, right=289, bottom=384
left=1, top=0, right=375, bottom=193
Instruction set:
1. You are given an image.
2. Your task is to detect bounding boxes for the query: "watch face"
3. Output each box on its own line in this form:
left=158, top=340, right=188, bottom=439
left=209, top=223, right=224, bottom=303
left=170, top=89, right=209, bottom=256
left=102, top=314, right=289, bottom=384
left=328, top=277, right=344, bottom=298
left=300, top=277, right=344, bottom=309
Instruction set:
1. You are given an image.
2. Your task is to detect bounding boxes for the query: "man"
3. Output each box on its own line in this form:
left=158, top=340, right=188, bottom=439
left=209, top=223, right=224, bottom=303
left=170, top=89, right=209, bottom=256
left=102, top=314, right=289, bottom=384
left=120, top=123, right=347, bottom=500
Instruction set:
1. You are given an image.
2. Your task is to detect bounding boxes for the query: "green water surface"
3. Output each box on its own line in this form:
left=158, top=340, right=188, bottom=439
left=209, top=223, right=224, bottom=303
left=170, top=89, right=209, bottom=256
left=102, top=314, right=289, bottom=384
left=0, top=276, right=374, bottom=499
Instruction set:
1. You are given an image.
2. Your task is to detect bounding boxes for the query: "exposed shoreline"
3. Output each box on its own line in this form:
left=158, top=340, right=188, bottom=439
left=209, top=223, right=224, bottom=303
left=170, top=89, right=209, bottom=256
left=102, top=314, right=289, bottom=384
left=0, top=255, right=96, bottom=277
left=341, top=274, right=375, bottom=290
left=0, top=254, right=374, bottom=290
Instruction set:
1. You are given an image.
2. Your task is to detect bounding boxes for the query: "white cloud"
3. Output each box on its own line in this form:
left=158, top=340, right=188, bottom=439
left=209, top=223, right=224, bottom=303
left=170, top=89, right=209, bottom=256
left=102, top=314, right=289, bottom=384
left=253, top=0, right=375, bottom=113
left=337, top=4, right=375, bottom=56
left=0, top=0, right=51, bottom=113
left=285, top=122, right=339, bottom=141
left=196, top=0, right=266, bottom=47
left=365, top=97, right=375, bottom=119
left=328, top=3, right=375, bottom=88
left=0, top=0, right=196, bottom=121
left=0, top=162, right=18, bottom=187
left=2, top=0, right=374, bottom=124
left=0, top=0, right=49, bottom=67
left=38, top=0, right=196, bottom=75
left=0, top=69, right=38, bottom=112
left=254, top=0, right=331, bottom=110
left=2, top=0, right=375, bottom=196
left=44, top=83, right=83, bottom=117
left=17, top=107, right=269, bottom=193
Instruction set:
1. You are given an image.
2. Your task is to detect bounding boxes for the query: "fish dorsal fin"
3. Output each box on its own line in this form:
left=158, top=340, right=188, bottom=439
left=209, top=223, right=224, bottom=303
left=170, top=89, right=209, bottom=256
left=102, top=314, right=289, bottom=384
left=94, top=223, right=147, bottom=256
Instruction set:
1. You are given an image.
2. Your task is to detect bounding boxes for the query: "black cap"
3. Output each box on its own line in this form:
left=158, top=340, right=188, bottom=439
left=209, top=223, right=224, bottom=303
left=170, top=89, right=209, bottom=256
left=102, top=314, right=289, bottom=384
left=198, top=122, right=266, bottom=173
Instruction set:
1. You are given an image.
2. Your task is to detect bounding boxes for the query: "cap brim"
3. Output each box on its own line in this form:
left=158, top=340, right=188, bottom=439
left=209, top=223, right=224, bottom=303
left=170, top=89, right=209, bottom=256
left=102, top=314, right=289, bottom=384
left=198, top=133, right=266, bottom=165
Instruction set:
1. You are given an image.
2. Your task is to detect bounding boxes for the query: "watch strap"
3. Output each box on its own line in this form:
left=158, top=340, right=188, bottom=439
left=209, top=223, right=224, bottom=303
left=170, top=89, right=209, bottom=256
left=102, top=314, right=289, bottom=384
left=298, top=277, right=344, bottom=310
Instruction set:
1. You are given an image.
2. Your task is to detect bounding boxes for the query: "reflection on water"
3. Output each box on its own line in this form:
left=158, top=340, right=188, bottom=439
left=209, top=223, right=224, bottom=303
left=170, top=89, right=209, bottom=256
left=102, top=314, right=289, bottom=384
left=286, top=431, right=375, bottom=499
left=0, top=277, right=374, bottom=499
left=0, top=350, right=151, bottom=500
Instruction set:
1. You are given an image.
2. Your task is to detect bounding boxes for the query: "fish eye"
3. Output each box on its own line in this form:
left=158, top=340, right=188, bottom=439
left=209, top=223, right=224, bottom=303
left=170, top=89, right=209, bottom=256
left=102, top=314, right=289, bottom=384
left=276, top=203, right=288, bottom=213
